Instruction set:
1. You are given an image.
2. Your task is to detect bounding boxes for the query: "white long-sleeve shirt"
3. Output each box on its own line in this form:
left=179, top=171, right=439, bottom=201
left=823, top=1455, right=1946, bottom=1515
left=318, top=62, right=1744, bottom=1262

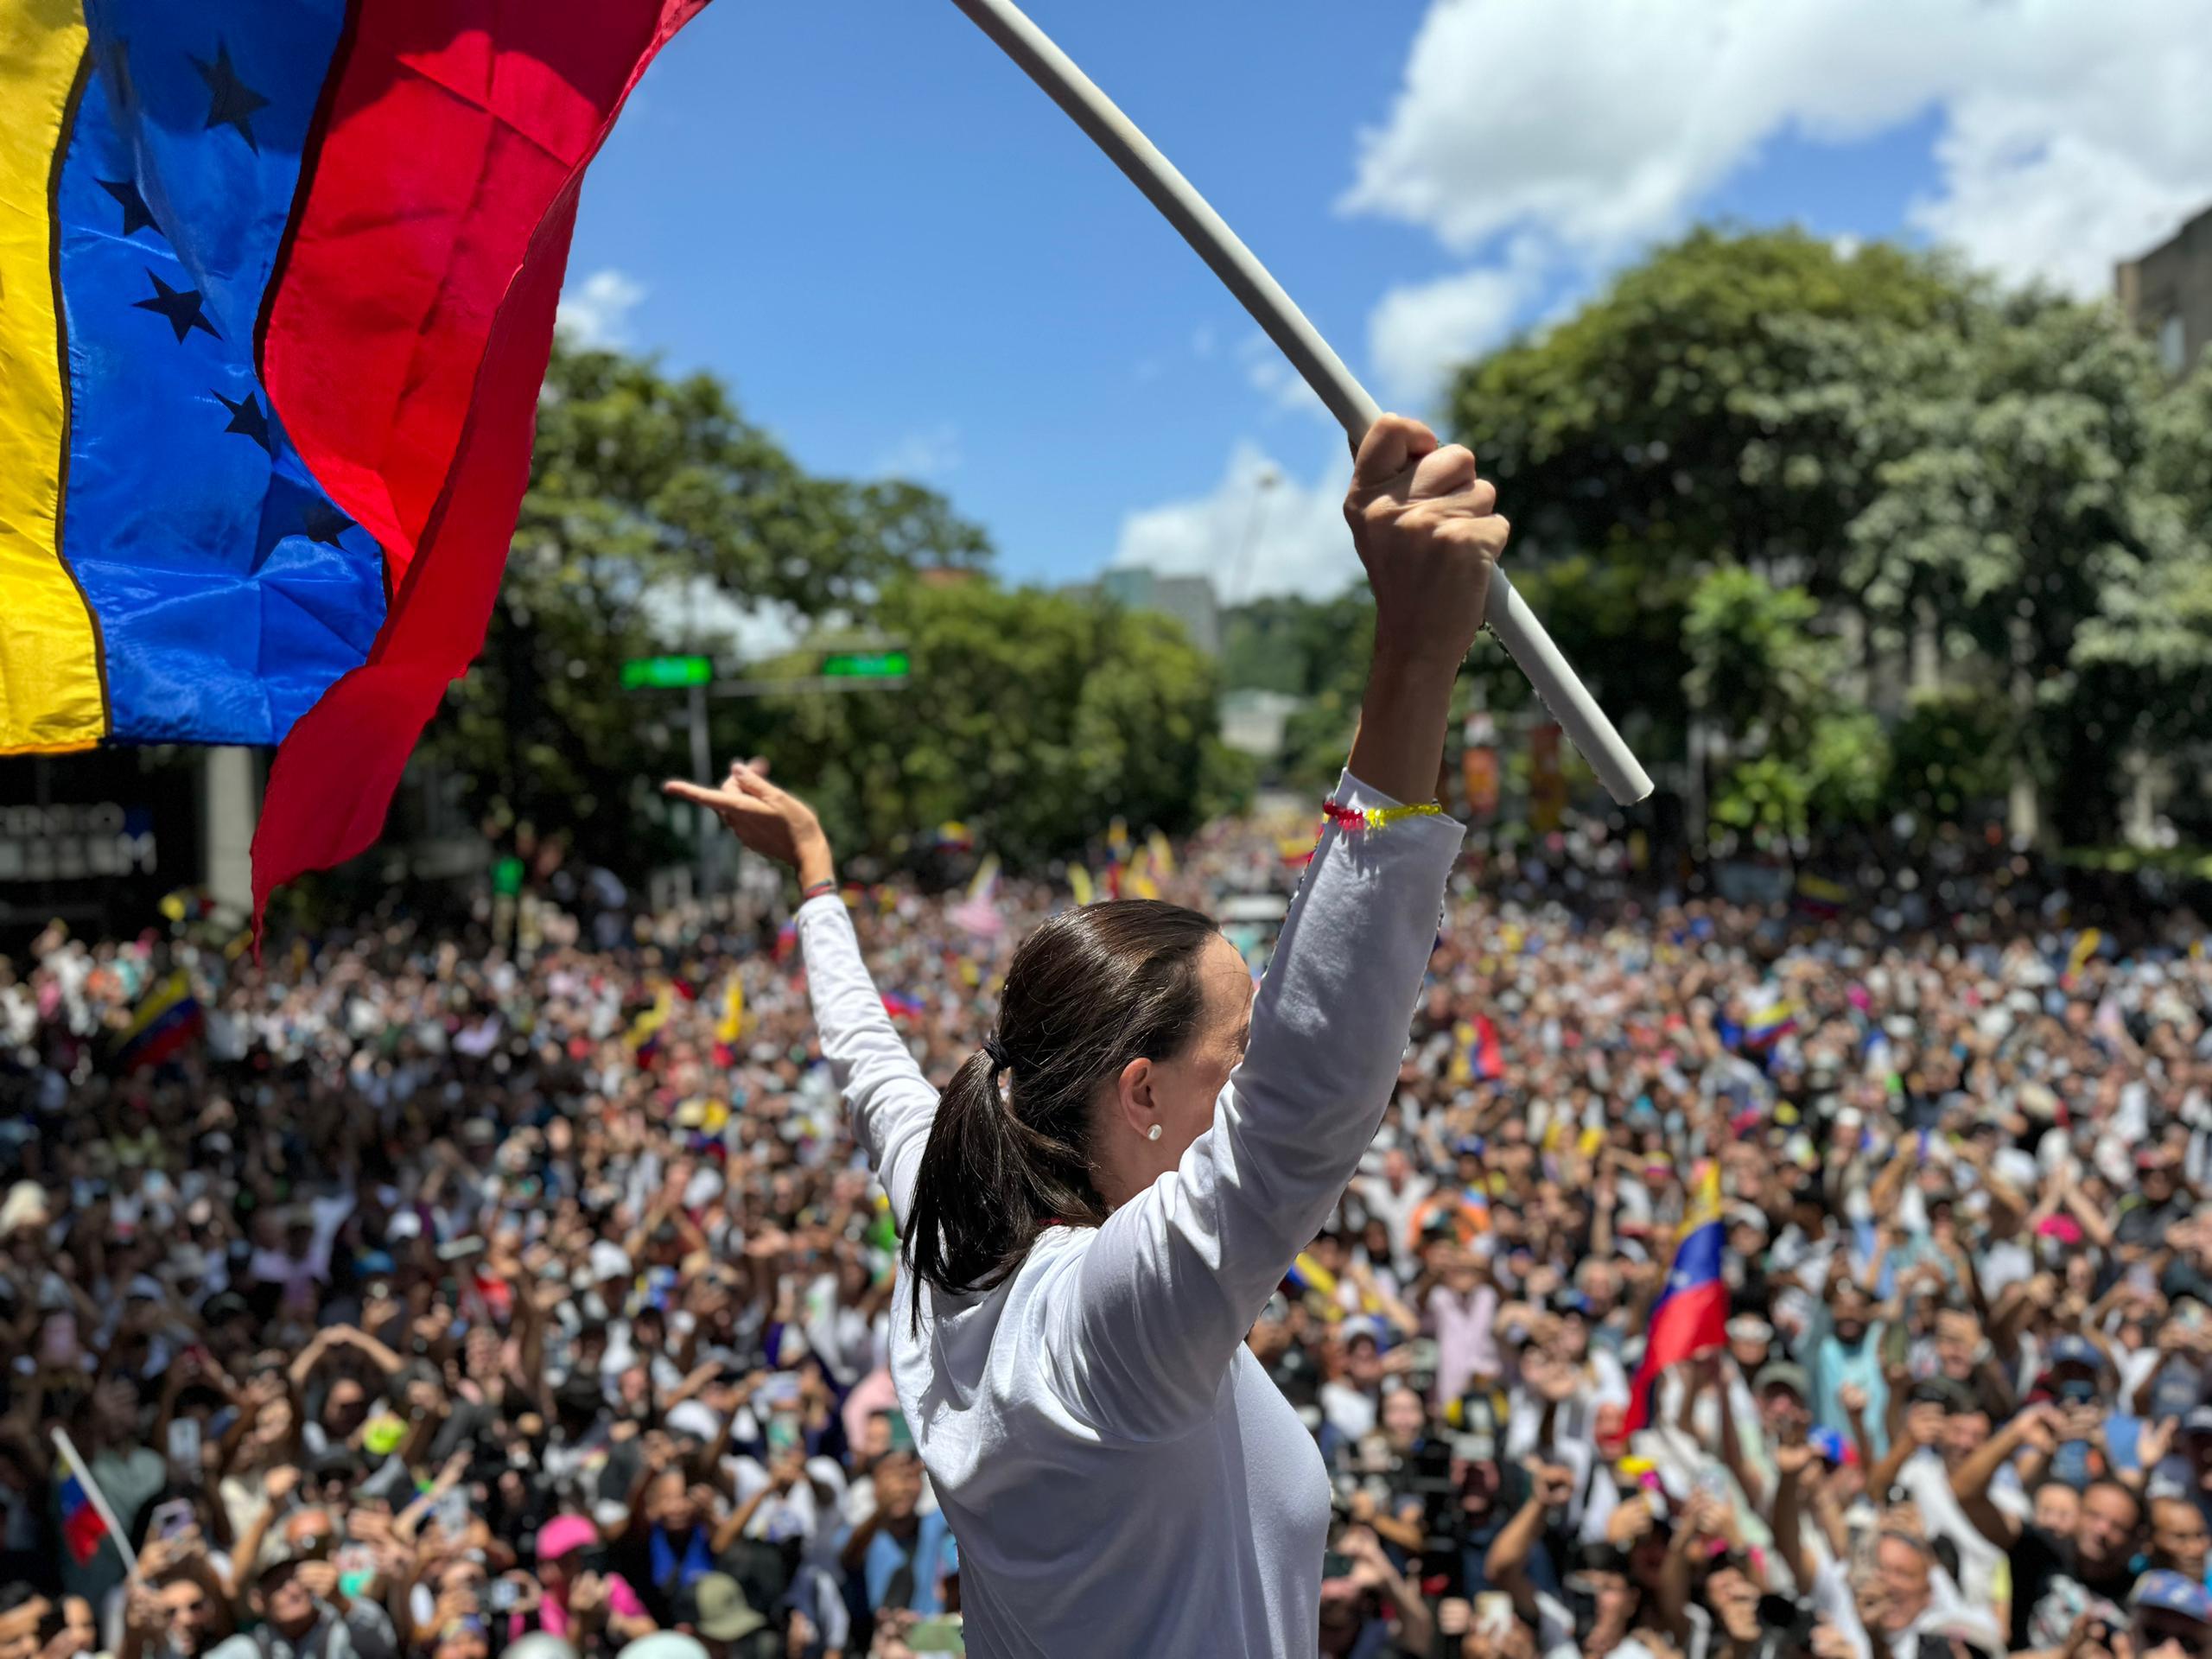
left=798, top=771, right=1462, bottom=1658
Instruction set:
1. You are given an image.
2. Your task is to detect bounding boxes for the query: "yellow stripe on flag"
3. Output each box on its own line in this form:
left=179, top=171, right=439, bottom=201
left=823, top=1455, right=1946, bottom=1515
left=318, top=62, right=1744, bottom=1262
left=1681, top=1162, right=1723, bottom=1238
left=0, top=0, right=104, bottom=753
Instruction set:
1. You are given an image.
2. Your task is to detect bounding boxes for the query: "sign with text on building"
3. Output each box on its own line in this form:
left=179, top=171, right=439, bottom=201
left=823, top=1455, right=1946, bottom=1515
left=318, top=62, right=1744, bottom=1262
left=0, top=802, right=158, bottom=883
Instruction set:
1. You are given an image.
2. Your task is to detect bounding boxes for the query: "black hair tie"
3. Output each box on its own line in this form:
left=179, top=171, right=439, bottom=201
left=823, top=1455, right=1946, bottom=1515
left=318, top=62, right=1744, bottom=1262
left=982, top=1035, right=1013, bottom=1075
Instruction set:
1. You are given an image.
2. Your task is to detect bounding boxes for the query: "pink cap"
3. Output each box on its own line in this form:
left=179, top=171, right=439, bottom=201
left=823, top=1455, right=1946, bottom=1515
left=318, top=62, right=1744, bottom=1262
left=537, top=1514, right=598, bottom=1562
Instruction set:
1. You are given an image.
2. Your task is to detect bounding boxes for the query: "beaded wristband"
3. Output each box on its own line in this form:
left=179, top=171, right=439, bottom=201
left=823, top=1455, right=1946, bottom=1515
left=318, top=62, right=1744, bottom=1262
left=1323, top=798, right=1446, bottom=836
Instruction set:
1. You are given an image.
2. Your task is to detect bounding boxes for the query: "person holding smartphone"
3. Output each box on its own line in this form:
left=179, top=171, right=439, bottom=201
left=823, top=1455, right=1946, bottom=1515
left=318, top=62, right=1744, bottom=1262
left=670, top=413, right=1503, bottom=1658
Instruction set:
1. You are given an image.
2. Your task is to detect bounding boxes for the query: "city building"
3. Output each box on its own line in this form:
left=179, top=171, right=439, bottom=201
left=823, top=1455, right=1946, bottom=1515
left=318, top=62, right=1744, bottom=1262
left=1217, top=689, right=1303, bottom=760
left=0, top=747, right=256, bottom=944
left=2117, top=203, right=2212, bottom=378
left=1095, top=567, right=1222, bottom=657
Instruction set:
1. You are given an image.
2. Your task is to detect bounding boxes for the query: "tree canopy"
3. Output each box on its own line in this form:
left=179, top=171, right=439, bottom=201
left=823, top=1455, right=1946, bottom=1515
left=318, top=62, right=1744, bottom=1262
left=416, top=343, right=1236, bottom=881
left=1429, top=226, right=2212, bottom=848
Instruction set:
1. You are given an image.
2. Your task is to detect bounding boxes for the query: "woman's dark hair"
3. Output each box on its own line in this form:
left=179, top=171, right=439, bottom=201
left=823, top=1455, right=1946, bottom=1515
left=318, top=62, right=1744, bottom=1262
left=903, top=899, right=1218, bottom=1325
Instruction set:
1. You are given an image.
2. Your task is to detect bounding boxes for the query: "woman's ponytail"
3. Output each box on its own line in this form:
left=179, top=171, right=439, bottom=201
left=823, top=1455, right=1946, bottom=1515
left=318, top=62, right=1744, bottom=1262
left=901, top=1048, right=1107, bottom=1333
left=898, top=899, right=1217, bottom=1331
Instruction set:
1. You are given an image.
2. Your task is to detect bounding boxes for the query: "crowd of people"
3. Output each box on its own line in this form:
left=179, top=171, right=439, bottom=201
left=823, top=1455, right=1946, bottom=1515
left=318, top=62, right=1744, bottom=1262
left=2, top=807, right=2209, bottom=1659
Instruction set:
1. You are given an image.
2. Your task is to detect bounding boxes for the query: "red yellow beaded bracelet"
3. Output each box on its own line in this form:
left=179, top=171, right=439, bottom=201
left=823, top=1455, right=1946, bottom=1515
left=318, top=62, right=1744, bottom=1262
left=1322, top=798, right=1446, bottom=836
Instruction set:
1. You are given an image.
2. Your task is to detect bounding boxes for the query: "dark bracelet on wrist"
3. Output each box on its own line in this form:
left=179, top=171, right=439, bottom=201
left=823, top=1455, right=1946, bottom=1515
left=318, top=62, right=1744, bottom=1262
left=800, top=878, right=836, bottom=901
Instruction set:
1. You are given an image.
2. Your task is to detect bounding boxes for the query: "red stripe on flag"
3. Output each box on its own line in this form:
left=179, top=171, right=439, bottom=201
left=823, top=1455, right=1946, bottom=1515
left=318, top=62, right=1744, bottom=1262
left=1623, top=1278, right=1729, bottom=1433
left=250, top=1, right=708, bottom=931
left=60, top=1479, right=108, bottom=1567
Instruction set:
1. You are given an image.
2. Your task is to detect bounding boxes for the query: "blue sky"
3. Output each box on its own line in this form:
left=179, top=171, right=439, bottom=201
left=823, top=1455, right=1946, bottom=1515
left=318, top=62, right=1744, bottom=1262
left=560, top=0, right=2209, bottom=613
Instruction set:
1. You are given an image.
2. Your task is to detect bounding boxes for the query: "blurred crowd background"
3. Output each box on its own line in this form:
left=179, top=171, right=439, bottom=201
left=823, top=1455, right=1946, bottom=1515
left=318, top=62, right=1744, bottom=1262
left=3, top=801, right=2210, bottom=1659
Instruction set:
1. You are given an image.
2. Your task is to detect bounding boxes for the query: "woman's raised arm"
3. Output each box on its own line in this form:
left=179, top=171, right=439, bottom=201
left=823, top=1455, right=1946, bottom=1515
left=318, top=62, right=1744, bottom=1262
left=1045, top=413, right=1506, bottom=1439
left=664, top=766, right=939, bottom=1231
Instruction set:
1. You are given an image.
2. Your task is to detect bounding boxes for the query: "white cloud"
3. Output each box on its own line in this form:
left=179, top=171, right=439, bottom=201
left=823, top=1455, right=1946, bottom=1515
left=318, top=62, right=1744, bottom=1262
left=873, top=423, right=963, bottom=480
left=1236, top=332, right=1332, bottom=420
left=1112, top=441, right=1360, bottom=603
left=1192, top=323, right=1219, bottom=359
left=1369, top=247, right=1543, bottom=404
left=1343, top=0, right=2212, bottom=298
left=642, top=576, right=802, bottom=660
left=556, top=268, right=647, bottom=348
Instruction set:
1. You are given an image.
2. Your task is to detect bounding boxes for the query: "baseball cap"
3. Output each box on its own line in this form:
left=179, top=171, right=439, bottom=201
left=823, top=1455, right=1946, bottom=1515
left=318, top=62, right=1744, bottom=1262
left=2134, top=1570, right=2212, bottom=1624
left=203, top=1291, right=251, bottom=1324
left=683, top=1574, right=766, bottom=1643
left=664, top=1401, right=721, bottom=1443
left=1809, top=1426, right=1857, bottom=1466
left=2047, top=1334, right=2106, bottom=1372
left=1752, top=1362, right=1810, bottom=1400
left=2181, top=1407, right=2212, bottom=1439
left=1726, top=1315, right=1773, bottom=1345
left=588, top=1241, right=632, bottom=1282
left=254, top=1535, right=311, bottom=1585
left=1338, top=1315, right=1383, bottom=1349
left=1908, top=1377, right=1975, bottom=1413
left=537, top=1515, right=598, bottom=1563
left=616, top=1636, right=709, bottom=1659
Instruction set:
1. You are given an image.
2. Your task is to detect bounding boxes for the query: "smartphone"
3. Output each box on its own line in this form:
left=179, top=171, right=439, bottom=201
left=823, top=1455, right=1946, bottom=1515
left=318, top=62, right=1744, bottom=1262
left=766, top=1414, right=802, bottom=1455
left=166, top=1415, right=202, bottom=1475
left=883, top=1412, right=916, bottom=1454
left=437, top=1236, right=487, bottom=1263
left=38, top=1311, right=78, bottom=1369
left=1322, top=1551, right=1356, bottom=1580
left=432, top=1484, right=469, bottom=1538
left=756, top=1372, right=801, bottom=1411
left=1882, top=1322, right=1910, bottom=1372
left=1474, top=1593, right=1515, bottom=1637
left=149, top=1498, right=197, bottom=1541
left=487, top=1581, right=521, bottom=1613
left=904, top=1620, right=963, bottom=1655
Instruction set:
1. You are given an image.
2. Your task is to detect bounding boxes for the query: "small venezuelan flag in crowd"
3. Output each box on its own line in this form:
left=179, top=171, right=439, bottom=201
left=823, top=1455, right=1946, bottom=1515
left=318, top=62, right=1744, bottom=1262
left=1624, top=1166, right=1730, bottom=1433
left=116, top=969, right=202, bottom=1071
left=52, top=1431, right=119, bottom=1569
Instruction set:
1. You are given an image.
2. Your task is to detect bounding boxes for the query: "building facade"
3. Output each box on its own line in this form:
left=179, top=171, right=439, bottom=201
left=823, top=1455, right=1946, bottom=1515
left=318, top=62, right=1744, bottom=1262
left=2117, top=204, right=2212, bottom=378
left=1096, top=568, right=1223, bottom=657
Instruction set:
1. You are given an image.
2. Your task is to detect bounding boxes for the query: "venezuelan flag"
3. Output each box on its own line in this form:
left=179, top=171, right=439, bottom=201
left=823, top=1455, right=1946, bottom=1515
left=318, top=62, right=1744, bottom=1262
left=52, top=1429, right=119, bottom=1569
left=1623, top=1166, right=1729, bottom=1432
left=715, top=976, right=746, bottom=1046
left=116, top=968, right=201, bottom=1071
left=0, top=0, right=704, bottom=928
left=58, top=1470, right=108, bottom=1567
left=1283, top=1250, right=1343, bottom=1319
left=1744, top=994, right=1797, bottom=1049
left=2064, top=928, right=2102, bottom=988
left=625, top=985, right=675, bottom=1058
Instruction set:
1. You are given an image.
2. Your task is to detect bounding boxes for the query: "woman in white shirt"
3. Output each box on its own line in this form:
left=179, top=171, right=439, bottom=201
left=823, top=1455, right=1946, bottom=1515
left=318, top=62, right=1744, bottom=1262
left=666, top=414, right=1507, bottom=1659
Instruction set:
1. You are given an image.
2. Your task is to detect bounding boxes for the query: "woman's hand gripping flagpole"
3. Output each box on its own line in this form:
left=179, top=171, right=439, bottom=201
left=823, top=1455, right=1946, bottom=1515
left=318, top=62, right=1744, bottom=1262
left=944, top=0, right=1654, bottom=807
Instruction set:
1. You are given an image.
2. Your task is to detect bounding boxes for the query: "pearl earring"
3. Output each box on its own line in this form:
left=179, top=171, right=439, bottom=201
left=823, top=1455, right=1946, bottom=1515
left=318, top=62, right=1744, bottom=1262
left=1146, top=1123, right=1162, bottom=1142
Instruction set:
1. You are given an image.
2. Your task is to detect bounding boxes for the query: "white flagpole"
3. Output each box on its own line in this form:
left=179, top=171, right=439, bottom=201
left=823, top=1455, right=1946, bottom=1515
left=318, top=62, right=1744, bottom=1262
left=51, top=1427, right=137, bottom=1574
left=946, top=0, right=1655, bottom=808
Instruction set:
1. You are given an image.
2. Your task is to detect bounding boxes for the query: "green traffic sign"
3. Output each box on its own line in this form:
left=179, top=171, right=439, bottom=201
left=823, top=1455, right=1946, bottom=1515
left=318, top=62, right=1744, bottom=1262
left=621, top=654, right=713, bottom=689
left=820, top=651, right=910, bottom=679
